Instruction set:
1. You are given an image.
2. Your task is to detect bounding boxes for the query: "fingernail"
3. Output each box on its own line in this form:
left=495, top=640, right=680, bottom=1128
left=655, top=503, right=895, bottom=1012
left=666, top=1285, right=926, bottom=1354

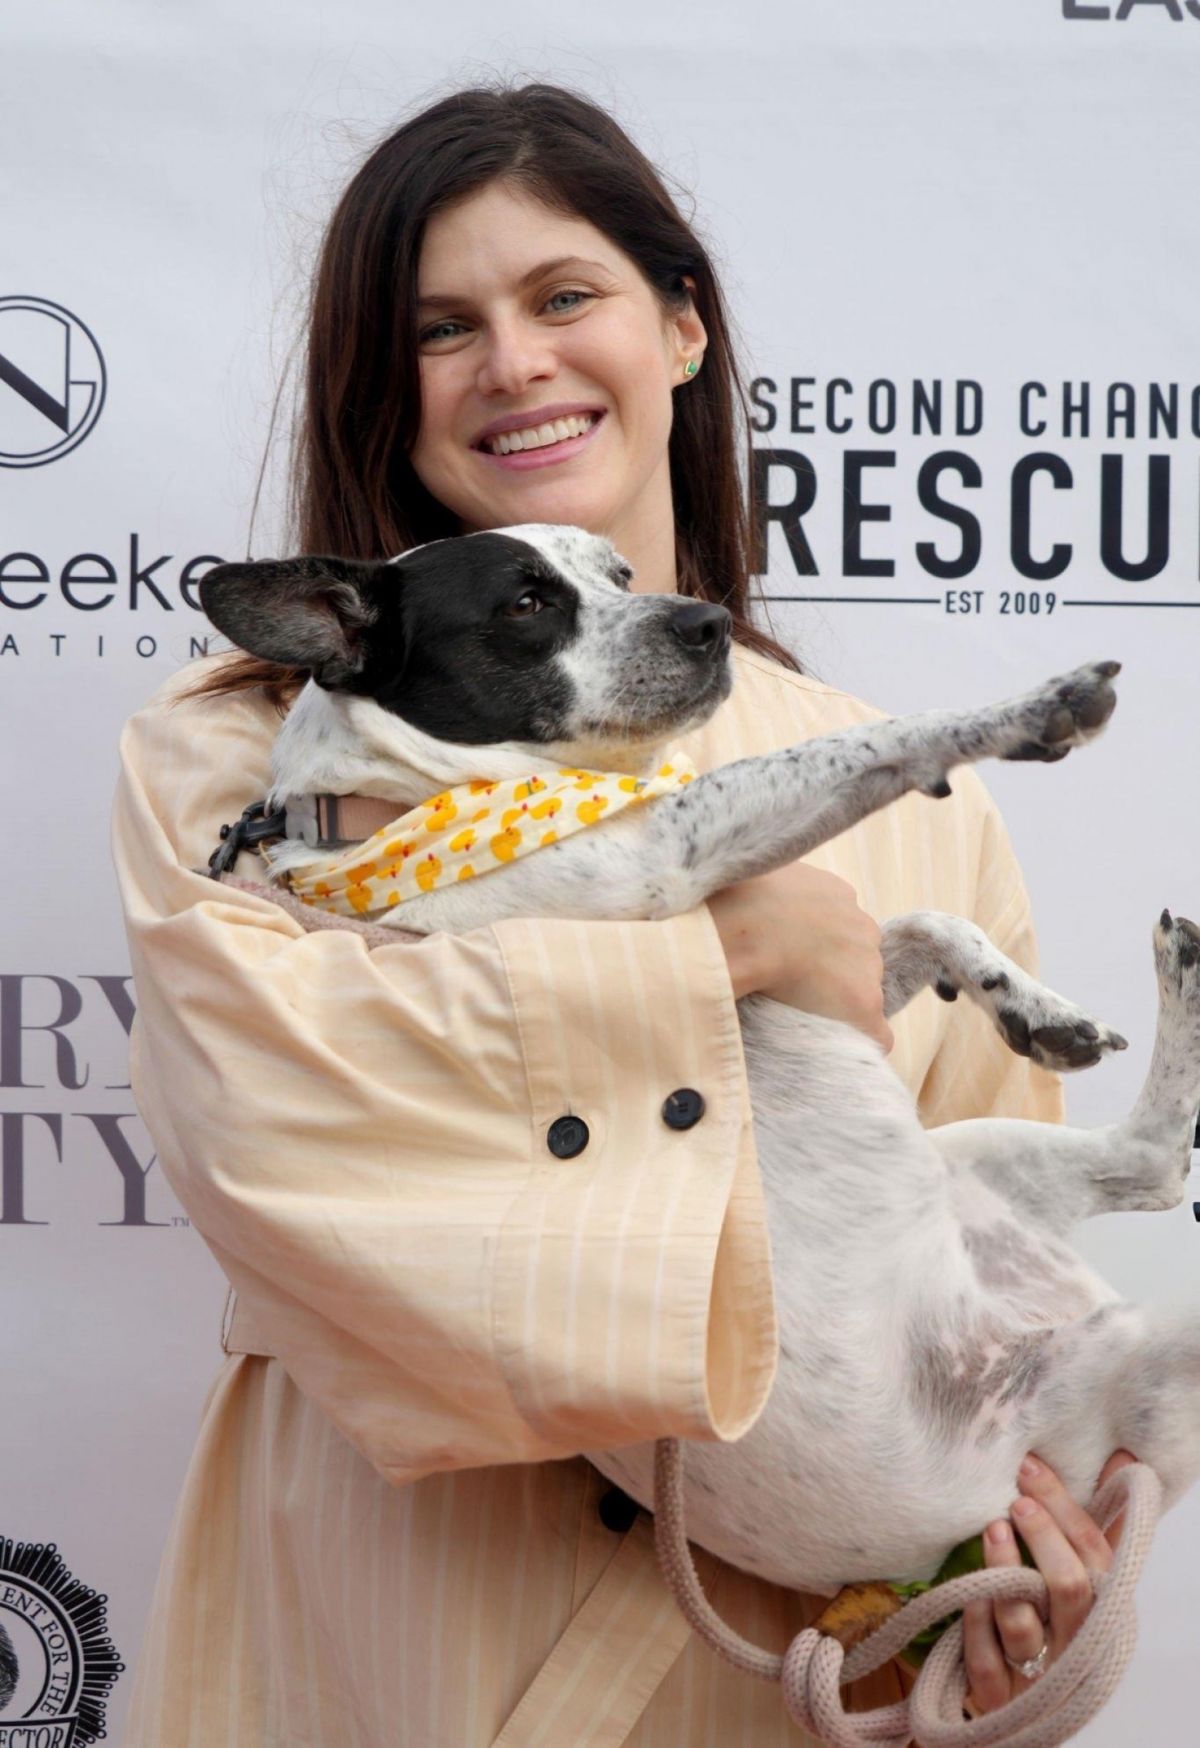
left=1012, top=1496, right=1038, bottom=1519
left=987, top=1520, right=1012, bottom=1546
left=1019, top=1456, right=1040, bottom=1480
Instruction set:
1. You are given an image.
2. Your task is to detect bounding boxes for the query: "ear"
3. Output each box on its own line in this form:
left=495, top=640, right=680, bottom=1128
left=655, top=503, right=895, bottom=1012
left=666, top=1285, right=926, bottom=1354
left=671, top=273, right=707, bottom=357
left=198, top=555, right=385, bottom=688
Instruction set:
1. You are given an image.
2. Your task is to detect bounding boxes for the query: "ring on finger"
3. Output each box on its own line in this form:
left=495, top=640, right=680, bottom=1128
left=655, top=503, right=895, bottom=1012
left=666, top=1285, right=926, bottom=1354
left=994, top=1595, right=1047, bottom=1671
left=1003, top=1639, right=1050, bottom=1681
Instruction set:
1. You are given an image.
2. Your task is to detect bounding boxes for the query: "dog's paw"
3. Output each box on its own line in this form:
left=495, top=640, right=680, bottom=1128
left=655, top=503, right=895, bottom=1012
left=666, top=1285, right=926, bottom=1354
left=1153, top=909, right=1200, bottom=1004
left=998, top=660, right=1121, bottom=763
left=957, top=963, right=1128, bottom=1071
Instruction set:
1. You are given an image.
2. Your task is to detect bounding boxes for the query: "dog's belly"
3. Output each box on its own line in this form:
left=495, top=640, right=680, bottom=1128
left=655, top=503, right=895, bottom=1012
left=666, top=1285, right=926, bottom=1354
left=585, top=998, right=1113, bottom=1593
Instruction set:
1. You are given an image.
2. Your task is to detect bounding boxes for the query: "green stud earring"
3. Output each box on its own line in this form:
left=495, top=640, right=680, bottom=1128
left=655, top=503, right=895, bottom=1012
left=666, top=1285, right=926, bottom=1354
left=684, top=360, right=699, bottom=377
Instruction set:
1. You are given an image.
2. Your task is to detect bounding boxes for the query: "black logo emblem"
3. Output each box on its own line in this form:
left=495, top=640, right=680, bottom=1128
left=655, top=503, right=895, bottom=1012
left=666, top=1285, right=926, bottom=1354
left=0, top=297, right=107, bottom=469
left=0, top=1538, right=123, bottom=1744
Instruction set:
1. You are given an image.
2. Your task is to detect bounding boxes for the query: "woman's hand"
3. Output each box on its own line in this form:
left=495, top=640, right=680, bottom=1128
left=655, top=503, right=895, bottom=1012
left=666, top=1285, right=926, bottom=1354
left=707, top=863, right=894, bottom=1052
left=962, top=1448, right=1138, bottom=1717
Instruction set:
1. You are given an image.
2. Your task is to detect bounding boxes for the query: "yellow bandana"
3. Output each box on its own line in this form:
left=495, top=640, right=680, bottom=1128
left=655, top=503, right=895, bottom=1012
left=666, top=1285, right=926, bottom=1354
left=266, top=751, right=698, bottom=918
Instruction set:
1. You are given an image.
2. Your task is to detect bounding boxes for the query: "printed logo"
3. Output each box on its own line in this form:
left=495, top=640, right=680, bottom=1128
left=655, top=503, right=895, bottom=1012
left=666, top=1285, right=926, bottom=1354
left=0, top=299, right=107, bottom=470
left=748, top=370, right=1200, bottom=621
left=0, top=1538, right=123, bottom=1745
left=1063, top=1, right=1200, bottom=19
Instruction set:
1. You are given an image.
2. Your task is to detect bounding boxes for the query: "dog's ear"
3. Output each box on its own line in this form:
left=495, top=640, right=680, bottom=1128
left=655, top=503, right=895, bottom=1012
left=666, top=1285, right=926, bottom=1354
left=198, top=556, right=386, bottom=688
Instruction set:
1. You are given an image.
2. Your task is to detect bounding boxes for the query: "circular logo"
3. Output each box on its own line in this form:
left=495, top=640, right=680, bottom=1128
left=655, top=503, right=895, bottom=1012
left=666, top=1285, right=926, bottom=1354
left=0, top=1538, right=123, bottom=1745
left=0, top=298, right=107, bottom=469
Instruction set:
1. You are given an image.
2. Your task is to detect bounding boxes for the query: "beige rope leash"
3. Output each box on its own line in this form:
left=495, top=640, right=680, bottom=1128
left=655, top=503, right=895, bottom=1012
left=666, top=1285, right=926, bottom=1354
left=652, top=1437, right=1162, bottom=1747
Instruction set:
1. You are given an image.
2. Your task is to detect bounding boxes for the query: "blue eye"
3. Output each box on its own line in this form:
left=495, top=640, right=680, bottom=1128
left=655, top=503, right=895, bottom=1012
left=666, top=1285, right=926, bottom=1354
left=420, top=288, right=593, bottom=344
left=545, top=289, right=589, bottom=314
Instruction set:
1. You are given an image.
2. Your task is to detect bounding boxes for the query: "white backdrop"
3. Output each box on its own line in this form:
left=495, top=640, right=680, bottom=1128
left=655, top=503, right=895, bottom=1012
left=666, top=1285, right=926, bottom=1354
left=2, top=2, right=1197, bottom=1742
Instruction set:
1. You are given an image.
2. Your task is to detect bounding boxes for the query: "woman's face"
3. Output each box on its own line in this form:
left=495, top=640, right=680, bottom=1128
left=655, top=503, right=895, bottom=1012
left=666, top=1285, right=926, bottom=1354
left=408, top=179, right=705, bottom=576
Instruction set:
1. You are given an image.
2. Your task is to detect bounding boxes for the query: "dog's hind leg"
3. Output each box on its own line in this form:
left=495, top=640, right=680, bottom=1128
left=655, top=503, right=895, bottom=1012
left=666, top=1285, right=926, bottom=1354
left=1020, top=1298, right=1200, bottom=1515
left=929, top=912, right=1200, bottom=1238
left=881, top=910, right=1128, bottom=1072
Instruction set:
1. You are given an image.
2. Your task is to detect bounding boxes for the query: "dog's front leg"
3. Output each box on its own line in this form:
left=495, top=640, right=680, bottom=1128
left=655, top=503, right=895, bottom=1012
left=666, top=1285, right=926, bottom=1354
left=389, top=660, right=1120, bottom=937
left=620, top=658, right=1121, bottom=916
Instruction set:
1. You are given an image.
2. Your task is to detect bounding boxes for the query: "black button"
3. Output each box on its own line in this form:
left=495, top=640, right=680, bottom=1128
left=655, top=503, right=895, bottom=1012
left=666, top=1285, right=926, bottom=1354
left=597, top=1485, right=640, bottom=1533
left=547, top=1115, right=589, bottom=1159
left=662, top=1088, right=706, bottom=1130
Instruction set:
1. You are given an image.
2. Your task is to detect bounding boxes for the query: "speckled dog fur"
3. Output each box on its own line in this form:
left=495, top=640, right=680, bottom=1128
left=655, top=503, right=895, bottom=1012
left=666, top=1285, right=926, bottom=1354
left=200, top=524, right=1200, bottom=1594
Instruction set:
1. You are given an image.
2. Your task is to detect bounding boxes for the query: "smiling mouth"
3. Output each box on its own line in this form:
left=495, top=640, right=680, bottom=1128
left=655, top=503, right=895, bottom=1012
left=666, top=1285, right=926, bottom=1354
left=474, top=409, right=606, bottom=459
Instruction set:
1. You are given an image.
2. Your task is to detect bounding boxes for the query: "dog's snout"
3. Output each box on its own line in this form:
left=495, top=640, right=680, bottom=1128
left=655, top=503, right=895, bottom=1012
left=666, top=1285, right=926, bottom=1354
left=670, top=602, right=731, bottom=655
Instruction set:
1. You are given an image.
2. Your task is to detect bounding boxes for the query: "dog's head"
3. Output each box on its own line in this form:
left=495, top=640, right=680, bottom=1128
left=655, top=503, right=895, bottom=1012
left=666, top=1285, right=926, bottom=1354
left=199, top=524, right=733, bottom=796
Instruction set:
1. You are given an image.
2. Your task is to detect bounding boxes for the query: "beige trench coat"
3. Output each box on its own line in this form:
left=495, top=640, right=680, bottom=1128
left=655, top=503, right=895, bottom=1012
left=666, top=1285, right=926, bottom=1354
left=113, top=641, right=1062, bottom=1746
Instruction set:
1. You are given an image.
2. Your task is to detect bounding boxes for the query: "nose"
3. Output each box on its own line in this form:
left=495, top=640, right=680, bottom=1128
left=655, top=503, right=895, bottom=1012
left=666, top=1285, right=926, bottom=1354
left=475, top=311, right=558, bottom=398
left=670, top=601, right=731, bottom=655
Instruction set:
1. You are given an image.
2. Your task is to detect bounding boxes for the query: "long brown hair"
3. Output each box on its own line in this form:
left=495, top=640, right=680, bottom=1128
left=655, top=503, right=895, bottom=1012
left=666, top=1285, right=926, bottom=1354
left=183, top=78, right=799, bottom=713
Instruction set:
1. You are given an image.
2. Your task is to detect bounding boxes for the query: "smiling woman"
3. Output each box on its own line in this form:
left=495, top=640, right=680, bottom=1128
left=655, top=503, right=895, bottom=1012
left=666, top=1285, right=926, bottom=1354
left=182, top=81, right=799, bottom=713
left=118, top=76, right=1130, bottom=1748
left=408, top=187, right=699, bottom=558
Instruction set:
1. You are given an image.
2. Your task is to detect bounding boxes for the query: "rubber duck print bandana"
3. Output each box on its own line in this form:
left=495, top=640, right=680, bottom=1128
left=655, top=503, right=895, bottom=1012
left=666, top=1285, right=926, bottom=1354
left=264, top=752, right=698, bottom=919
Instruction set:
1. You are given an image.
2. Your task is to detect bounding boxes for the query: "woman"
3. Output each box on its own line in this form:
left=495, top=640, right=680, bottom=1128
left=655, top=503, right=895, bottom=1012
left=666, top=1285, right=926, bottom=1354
left=114, top=80, right=1135, bottom=1744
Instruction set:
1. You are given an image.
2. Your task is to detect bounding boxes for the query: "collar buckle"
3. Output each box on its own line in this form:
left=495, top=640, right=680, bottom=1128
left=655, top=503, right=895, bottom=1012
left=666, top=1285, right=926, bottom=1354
left=207, top=800, right=288, bottom=879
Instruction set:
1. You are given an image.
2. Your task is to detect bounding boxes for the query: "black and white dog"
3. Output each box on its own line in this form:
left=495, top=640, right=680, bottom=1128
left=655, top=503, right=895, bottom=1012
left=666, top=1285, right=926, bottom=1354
left=200, top=524, right=1200, bottom=1595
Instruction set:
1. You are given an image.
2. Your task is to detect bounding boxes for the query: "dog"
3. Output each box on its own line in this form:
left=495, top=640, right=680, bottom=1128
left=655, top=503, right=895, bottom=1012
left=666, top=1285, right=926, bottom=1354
left=199, top=523, right=1200, bottom=1596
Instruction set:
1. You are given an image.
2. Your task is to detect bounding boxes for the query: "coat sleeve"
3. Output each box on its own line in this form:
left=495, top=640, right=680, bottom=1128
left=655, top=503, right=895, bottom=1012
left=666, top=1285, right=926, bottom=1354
left=111, top=669, right=777, bottom=1487
left=917, top=774, right=1066, bottom=1130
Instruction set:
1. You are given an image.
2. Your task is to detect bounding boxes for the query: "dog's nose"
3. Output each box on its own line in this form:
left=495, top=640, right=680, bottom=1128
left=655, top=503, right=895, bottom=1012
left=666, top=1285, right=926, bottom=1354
left=670, top=602, right=731, bottom=655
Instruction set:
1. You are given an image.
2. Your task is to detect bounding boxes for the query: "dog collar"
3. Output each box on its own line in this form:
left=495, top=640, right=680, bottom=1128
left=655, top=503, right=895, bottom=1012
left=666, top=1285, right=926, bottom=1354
left=257, top=751, right=699, bottom=917
left=206, top=793, right=425, bottom=878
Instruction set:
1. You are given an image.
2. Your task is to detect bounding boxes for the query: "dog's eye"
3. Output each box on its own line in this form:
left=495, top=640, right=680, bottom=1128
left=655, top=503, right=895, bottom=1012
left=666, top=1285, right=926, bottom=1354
left=504, top=591, right=544, bottom=618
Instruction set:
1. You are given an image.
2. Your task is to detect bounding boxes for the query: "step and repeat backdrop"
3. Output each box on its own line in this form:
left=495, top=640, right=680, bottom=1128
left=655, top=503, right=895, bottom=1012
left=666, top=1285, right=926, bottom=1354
left=3, top=2, right=1197, bottom=1741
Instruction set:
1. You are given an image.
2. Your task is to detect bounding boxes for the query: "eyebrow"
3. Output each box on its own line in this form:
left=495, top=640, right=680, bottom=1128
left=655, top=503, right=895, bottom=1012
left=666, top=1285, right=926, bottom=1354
left=416, top=255, right=612, bottom=312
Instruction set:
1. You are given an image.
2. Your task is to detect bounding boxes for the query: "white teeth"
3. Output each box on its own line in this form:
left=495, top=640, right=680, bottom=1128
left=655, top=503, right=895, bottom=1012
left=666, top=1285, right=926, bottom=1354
left=488, top=411, right=598, bottom=455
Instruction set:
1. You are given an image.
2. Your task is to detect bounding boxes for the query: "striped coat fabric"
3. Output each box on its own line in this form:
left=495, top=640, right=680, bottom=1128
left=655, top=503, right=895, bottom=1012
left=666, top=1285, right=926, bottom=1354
left=112, top=641, right=1063, bottom=1746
